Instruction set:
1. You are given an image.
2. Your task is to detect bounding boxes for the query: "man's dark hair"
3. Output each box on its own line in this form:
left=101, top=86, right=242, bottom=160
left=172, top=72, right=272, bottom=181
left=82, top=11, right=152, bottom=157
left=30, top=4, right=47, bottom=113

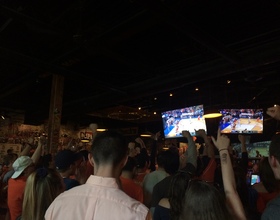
left=7, top=148, right=14, bottom=154
left=122, top=156, right=137, bottom=172
left=259, top=157, right=280, bottom=193
left=91, top=130, right=128, bottom=166
left=157, top=149, right=179, bottom=175
left=3, top=153, right=18, bottom=166
left=135, top=147, right=150, bottom=169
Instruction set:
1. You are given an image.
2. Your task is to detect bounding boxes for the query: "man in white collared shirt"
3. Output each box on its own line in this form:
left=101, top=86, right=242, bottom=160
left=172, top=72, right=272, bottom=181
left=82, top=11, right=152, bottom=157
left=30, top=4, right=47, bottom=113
left=45, top=130, right=152, bottom=220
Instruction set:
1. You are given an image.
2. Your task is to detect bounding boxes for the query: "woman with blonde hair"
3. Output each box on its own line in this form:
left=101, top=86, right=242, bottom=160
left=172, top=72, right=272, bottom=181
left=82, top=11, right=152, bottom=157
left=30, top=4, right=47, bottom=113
left=17, top=167, right=64, bottom=220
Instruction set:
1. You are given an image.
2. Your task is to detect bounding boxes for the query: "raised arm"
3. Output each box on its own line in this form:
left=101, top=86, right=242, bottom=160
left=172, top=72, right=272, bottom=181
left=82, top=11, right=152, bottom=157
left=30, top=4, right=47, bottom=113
left=266, top=105, right=280, bottom=120
left=196, top=129, right=216, bottom=182
left=135, top=137, right=146, bottom=149
left=31, top=137, right=44, bottom=164
left=196, top=129, right=215, bottom=159
left=238, top=134, right=249, bottom=172
left=149, top=131, right=161, bottom=172
left=211, top=129, right=246, bottom=220
left=182, top=130, right=197, bottom=169
left=238, top=135, right=247, bottom=154
left=19, top=143, right=32, bottom=157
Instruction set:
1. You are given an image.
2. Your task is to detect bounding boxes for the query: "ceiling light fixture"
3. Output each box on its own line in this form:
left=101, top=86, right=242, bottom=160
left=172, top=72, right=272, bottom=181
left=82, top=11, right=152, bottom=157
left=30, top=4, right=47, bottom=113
left=97, top=128, right=107, bottom=132
left=140, top=133, right=152, bottom=137
left=140, top=130, right=153, bottom=138
left=203, top=109, right=222, bottom=119
left=81, top=138, right=90, bottom=143
left=203, top=112, right=222, bottom=118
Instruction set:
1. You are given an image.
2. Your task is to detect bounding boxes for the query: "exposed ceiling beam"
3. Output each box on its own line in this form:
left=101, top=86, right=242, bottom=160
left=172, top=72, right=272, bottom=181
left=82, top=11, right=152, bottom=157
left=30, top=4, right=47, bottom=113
left=0, top=5, right=70, bottom=37
left=137, top=0, right=243, bottom=64
left=0, top=46, right=127, bottom=95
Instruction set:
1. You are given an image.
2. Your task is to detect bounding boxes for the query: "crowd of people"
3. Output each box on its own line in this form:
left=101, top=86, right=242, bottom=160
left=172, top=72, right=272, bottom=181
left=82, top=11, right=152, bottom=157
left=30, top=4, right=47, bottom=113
left=0, top=104, right=279, bottom=220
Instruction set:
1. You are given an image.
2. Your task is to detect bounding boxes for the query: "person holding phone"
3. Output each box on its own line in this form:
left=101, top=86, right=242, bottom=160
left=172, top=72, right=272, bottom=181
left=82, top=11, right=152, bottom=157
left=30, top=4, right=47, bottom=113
left=251, top=174, right=260, bottom=185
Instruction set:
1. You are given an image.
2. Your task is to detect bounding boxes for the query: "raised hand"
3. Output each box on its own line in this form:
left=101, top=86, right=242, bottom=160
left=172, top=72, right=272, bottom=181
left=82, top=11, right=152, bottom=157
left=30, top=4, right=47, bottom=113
left=211, top=128, right=230, bottom=151
left=195, top=129, right=207, bottom=138
left=267, top=105, right=280, bottom=120
left=238, top=134, right=246, bottom=144
left=182, top=130, right=191, bottom=139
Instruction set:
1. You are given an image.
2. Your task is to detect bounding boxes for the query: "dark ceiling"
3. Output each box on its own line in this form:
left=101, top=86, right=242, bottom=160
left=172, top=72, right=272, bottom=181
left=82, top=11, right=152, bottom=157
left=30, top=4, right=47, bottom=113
left=1, top=0, right=280, bottom=134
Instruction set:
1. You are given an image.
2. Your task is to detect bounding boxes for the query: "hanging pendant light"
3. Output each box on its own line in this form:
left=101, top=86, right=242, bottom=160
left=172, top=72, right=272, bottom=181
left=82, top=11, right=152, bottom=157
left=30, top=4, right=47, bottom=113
left=203, top=112, right=222, bottom=118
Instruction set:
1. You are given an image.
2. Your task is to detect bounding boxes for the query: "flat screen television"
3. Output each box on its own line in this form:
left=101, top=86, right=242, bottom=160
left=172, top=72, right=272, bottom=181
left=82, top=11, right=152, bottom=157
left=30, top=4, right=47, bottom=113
left=161, top=104, right=207, bottom=138
left=219, top=108, right=263, bottom=134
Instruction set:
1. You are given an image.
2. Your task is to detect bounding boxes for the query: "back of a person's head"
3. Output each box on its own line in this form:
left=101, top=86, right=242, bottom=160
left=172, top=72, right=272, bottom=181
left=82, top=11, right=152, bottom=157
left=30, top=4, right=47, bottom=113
left=179, top=180, right=233, bottom=220
left=157, top=150, right=167, bottom=167
left=269, top=134, right=280, bottom=162
left=135, top=147, right=150, bottom=169
left=21, top=168, right=64, bottom=220
left=7, top=148, right=14, bottom=154
left=91, top=130, right=128, bottom=166
left=134, top=142, right=142, bottom=152
left=3, top=153, right=17, bottom=166
left=157, top=149, right=179, bottom=175
left=122, top=156, right=137, bottom=172
left=259, top=157, right=280, bottom=192
left=168, top=170, right=191, bottom=220
left=55, top=149, right=79, bottom=173
left=42, top=153, right=53, bottom=168
left=78, top=150, right=89, bottom=161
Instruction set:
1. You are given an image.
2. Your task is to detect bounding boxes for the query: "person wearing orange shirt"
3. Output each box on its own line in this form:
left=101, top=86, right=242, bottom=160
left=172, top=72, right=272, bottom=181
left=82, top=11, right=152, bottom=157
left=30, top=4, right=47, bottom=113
left=7, top=143, right=42, bottom=220
left=195, top=129, right=217, bottom=183
left=120, top=156, right=144, bottom=203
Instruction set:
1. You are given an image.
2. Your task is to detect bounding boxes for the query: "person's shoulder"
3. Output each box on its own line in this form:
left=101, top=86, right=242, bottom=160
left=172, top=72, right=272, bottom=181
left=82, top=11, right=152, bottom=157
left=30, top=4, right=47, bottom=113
left=268, top=194, right=280, bottom=204
left=143, top=170, right=154, bottom=178
left=262, top=195, right=280, bottom=219
left=158, top=175, right=172, bottom=184
left=158, top=198, right=170, bottom=209
left=16, top=215, right=22, bottom=220
left=8, top=175, right=26, bottom=185
left=123, top=195, right=149, bottom=215
left=132, top=179, right=143, bottom=188
left=263, top=194, right=280, bottom=212
left=62, top=177, right=80, bottom=190
left=154, top=175, right=169, bottom=185
left=63, top=177, right=80, bottom=184
left=153, top=176, right=172, bottom=193
left=252, top=182, right=267, bottom=193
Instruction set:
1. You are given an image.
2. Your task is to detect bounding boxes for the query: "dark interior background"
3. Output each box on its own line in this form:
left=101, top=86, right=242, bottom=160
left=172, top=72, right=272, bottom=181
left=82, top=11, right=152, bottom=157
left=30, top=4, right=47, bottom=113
left=1, top=0, right=280, bottom=141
